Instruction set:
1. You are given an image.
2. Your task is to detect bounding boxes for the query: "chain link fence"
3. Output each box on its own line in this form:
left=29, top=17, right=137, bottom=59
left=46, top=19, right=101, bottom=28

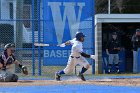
left=0, top=0, right=36, bottom=78
left=0, top=0, right=68, bottom=79
left=0, top=0, right=96, bottom=80
left=4, top=0, right=139, bottom=79
left=95, top=0, right=140, bottom=14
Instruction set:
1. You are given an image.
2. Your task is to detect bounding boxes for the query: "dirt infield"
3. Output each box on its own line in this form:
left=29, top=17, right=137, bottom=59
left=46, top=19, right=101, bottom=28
left=0, top=78, right=140, bottom=87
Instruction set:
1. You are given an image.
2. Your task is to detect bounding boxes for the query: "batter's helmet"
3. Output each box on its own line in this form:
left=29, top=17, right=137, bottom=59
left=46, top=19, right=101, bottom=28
left=4, top=43, right=15, bottom=50
left=75, top=32, right=86, bottom=41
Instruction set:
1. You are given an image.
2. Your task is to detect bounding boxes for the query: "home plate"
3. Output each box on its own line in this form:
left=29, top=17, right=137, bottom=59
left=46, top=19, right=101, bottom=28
left=97, top=78, right=112, bottom=82
left=65, top=76, right=81, bottom=81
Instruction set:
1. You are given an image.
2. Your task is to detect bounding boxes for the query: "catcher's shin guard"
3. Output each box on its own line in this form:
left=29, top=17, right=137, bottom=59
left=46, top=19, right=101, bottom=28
left=55, top=72, right=61, bottom=81
left=0, top=70, right=18, bottom=82
left=4, top=74, right=18, bottom=82
left=78, top=72, right=86, bottom=81
left=11, top=74, right=18, bottom=82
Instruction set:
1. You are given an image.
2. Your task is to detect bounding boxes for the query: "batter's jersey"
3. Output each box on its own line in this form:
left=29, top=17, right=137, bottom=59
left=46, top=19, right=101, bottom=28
left=69, top=38, right=83, bottom=57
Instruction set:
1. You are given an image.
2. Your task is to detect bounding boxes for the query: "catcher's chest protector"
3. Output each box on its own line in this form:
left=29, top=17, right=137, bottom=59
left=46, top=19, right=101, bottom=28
left=1, top=53, right=15, bottom=66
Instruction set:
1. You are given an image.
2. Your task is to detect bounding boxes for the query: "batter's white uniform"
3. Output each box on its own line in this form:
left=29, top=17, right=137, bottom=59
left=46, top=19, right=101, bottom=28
left=63, top=38, right=89, bottom=74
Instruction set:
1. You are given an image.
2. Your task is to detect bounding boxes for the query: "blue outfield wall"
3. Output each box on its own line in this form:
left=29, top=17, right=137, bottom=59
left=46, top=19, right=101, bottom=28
left=43, top=0, right=95, bottom=68
left=138, top=48, right=140, bottom=72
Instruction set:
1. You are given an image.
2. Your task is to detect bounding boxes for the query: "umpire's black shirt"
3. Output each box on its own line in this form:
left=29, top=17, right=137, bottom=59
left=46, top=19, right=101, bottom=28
left=106, top=39, right=121, bottom=54
left=132, top=34, right=140, bottom=51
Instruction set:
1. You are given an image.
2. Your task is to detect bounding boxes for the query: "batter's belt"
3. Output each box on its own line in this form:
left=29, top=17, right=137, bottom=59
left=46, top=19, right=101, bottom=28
left=71, top=56, right=80, bottom=59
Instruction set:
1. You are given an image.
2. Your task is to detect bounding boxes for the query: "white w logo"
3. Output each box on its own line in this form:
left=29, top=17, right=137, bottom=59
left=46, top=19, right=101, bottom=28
left=48, top=2, right=85, bottom=44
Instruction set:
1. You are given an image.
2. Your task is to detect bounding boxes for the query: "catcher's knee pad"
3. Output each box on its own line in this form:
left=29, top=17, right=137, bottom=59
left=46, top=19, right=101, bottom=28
left=4, top=74, right=18, bottom=82
left=11, top=74, right=18, bottom=82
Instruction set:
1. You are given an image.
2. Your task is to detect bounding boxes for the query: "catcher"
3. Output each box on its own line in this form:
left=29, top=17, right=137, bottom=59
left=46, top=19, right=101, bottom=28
left=0, top=43, right=28, bottom=82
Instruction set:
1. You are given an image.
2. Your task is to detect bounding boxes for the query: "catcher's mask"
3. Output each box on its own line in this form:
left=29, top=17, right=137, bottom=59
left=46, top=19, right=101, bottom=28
left=4, top=43, right=15, bottom=53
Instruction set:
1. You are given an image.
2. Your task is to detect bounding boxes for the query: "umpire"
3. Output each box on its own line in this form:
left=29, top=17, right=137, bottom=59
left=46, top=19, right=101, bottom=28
left=106, top=32, right=121, bottom=73
left=131, top=28, right=140, bottom=73
left=0, top=43, right=28, bottom=82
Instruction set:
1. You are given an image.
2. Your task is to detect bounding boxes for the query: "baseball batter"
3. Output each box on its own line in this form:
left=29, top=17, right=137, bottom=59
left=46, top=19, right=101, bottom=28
left=55, top=32, right=95, bottom=81
left=0, top=43, right=28, bottom=82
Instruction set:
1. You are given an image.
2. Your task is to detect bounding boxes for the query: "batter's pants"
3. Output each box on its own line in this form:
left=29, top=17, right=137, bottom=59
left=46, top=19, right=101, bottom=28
left=63, top=56, right=89, bottom=74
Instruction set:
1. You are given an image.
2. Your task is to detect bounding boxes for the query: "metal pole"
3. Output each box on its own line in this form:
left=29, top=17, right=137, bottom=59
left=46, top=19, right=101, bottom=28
left=0, top=0, right=1, bottom=19
left=92, top=0, right=95, bottom=74
left=108, top=0, right=111, bottom=14
left=37, top=0, right=41, bottom=76
left=15, top=0, right=23, bottom=73
left=32, top=0, right=35, bottom=76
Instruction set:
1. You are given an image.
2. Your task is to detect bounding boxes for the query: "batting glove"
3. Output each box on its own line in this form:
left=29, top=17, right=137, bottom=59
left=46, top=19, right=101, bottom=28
left=90, top=55, right=95, bottom=59
left=59, top=43, right=66, bottom=47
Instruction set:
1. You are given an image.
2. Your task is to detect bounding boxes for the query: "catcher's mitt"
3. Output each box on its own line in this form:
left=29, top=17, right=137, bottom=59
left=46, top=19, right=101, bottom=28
left=22, top=66, right=28, bottom=75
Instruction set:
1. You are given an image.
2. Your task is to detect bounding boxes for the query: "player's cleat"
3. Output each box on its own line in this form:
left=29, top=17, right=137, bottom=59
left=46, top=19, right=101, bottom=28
left=108, top=69, right=111, bottom=74
left=116, top=69, right=120, bottom=74
left=55, top=72, right=61, bottom=81
left=78, top=72, right=86, bottom=81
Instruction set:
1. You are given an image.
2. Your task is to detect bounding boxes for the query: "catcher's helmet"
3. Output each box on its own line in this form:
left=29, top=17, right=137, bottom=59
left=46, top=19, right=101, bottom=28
left=4, top=43, right=15, bottom=50
left=75, top=32, right=86, bottom=41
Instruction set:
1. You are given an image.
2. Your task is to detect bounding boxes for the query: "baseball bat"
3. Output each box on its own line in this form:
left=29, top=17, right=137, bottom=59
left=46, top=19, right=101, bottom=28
left=34, top=43, right=61, bottom=46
